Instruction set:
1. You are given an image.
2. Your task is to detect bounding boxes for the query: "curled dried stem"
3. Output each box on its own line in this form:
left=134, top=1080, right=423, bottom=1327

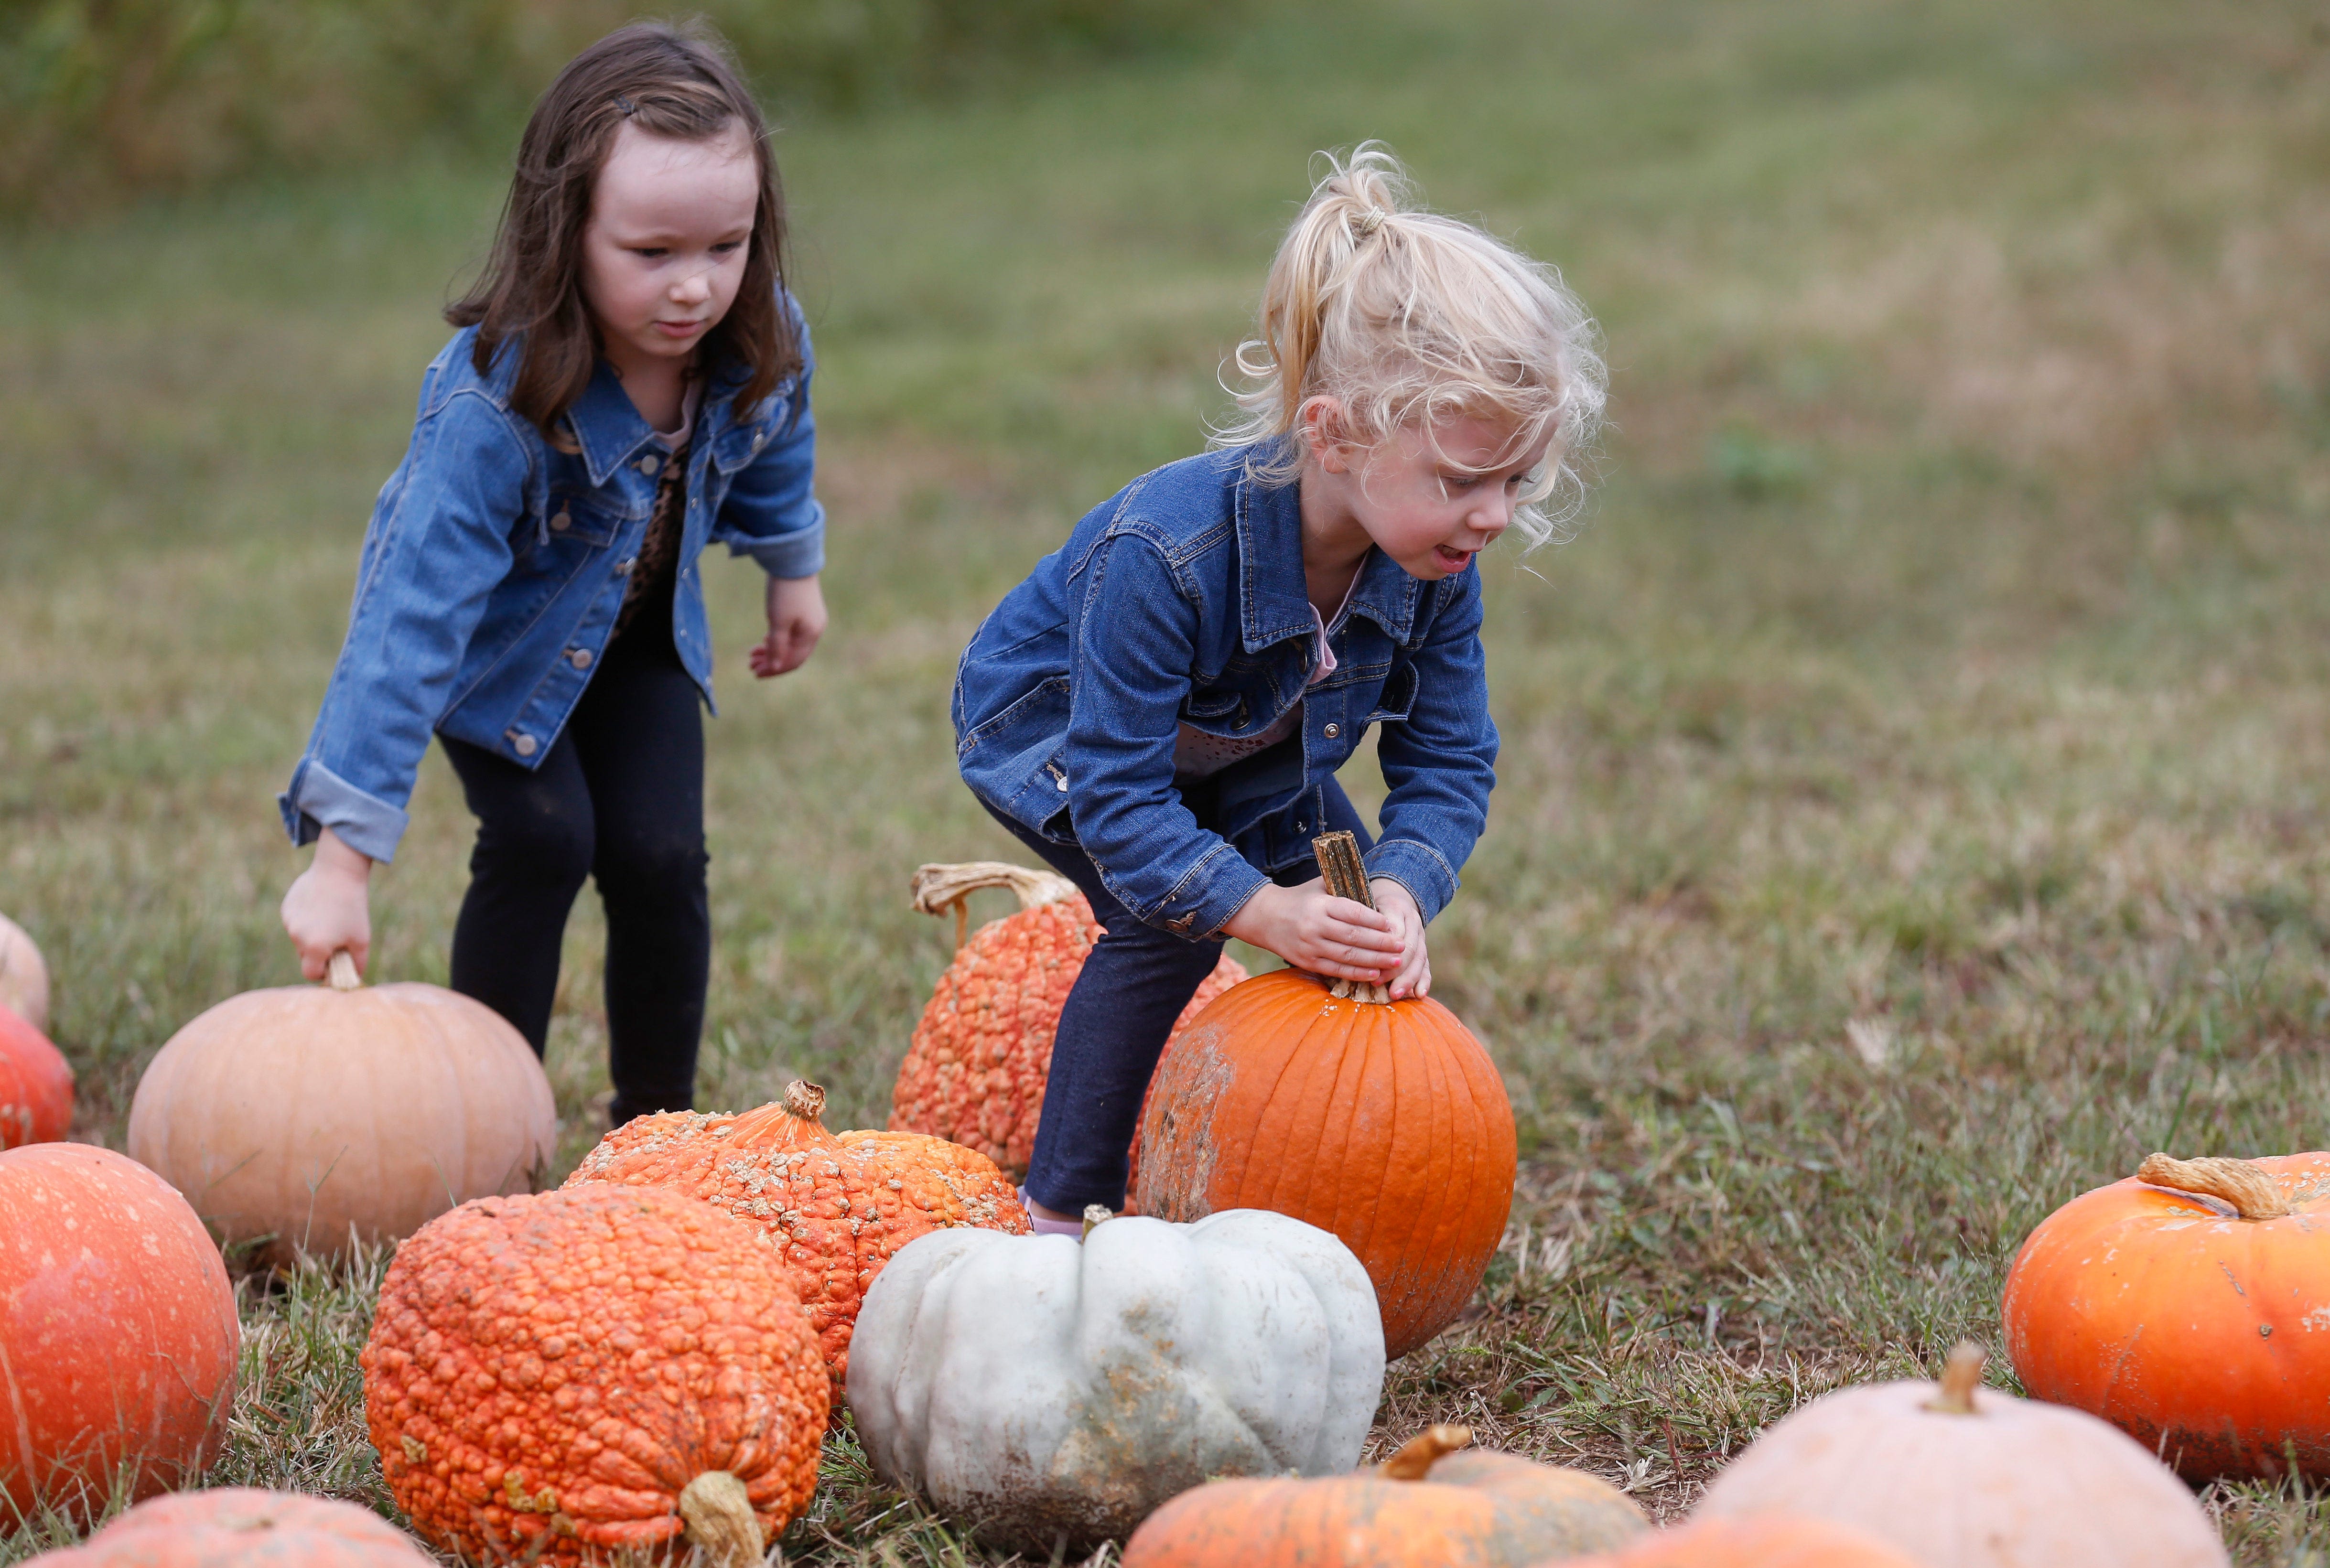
left=1925, top=1342, right=1986, bottom=1416
left=1379, top=1424, right=1472, bottom=1481
left=2138, top=1153, right=2293, bottom=1220
left=911, top=862, right=1079, bottom=948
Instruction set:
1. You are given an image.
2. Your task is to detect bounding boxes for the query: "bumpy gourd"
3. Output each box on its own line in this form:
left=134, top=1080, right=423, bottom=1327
left=1134, top=967, right=1517, bottom=1357
left=849, top=1207, right=1386, bottom=1551
left=889, top=861, right=1245, bottom=1182
left=2003, top=1150, right=2330, bottom=1481
left=1123, top=1425, right=1648, bottom=1568
left=361, top=1185, right=826, bottom=1566
left=31, top=1487, right=434, bottom=1566
left=566, top=1079, right=1027, bottom=1396
left=0, top=1143, right=239, bottom=1524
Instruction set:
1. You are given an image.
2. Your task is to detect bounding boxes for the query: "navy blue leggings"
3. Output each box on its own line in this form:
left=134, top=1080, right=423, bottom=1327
left=985, top=776, right=1374, bottom=1214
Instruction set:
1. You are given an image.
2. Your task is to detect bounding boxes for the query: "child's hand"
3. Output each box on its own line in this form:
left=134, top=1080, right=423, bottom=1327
left=1221, top=881, right=1405, bottom=986
left=1370, top=878, right=1431, bottom=1000
left=280, top=827, right=373, bottom=981
left=751, top=572, right=827, bottom=678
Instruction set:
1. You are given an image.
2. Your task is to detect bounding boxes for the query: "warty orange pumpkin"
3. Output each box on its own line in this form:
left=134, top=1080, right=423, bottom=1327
left=128, top=951, right=557, bottom=1266
left=1133, top=967, right=1517, bottom=1358
left=1122, top=1425, right=1647, bottom=1568
left=361, top=1184, right=826, bottom=1567
left=30, top=1487, right=433, bottom=1566
left=888, top=861, right=1246, bottom=1184
left=2003, top=1150, right=2330, bottom=1481
left=1550, top=1516, right=1924, bottom=1568
left=0, top=913, right=48, bottom=1034
left=0, top=1143, right=239, bottom=1525
left=565, top=1078, right=1028, bottom=1396
left=0, top=1004, right=72, bottom=1149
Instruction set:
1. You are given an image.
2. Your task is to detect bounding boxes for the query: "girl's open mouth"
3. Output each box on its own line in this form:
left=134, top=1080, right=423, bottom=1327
left=1434, top=546, right=1473, bottom=571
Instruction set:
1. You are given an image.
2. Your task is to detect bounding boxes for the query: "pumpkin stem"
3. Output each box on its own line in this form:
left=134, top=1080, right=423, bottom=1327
left=325, top=950, right=362, bottom=992
left=1379, top=1424, right=1473, bottom=1481
left=2137, top=1152, right=2294, bottom=1220
left=1924, top=1342, right=1986, bottom=1415
left=911, top=862, right=1079, bottom=948
left=677, top=1471, right=762, bottom=1568
left=781, top=1080, right=829, bottom=1125
left=1081, top=1203, right=1113, bottom=1241
left=1312, top=834, right=1394, bottom=1006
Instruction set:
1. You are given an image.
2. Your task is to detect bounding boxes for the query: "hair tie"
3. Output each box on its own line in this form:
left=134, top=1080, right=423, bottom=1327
left=614, top=95, right=637, bottom=118
left=1354, top=207, right=1390, bottom=238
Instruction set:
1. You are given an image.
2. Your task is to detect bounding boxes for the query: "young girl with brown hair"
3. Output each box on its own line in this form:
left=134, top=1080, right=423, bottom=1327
left=277, top=23, right=826, bottom=1127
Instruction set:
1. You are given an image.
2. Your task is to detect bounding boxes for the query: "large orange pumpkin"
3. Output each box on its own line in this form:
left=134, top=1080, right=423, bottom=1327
left=127, top=951, right=557, bottom=1266
left=32, top=1487, right=433, bottom=1566
left=1133, top=968, right=1517, bottom=1358
left=0, top=913, right=49, bottom=1034
left=362, top=1184, right=826, bottom=1566
left=0, top=1004, right=73, bottom=1148
left=1122, top=1425, right=1647, bottom=1568
left=1552, top=1517, right=1924, bottom=1568
left=888, top=861, right=1246, bottom=1183
left=2003, top=1150, right=2330, bottom=1481
left=566, top=1079, right=1028, bottom=1396
left=0, top=1143, right=239, bottom=1525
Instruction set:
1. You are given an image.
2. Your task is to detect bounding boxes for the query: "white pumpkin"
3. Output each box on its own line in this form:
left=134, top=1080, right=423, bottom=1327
left=1694, top=1345, right=2229, bottom=1568
left=846, top=1207, right=1385, bottom=1551
left=0, top=913, right=49, bottom=1034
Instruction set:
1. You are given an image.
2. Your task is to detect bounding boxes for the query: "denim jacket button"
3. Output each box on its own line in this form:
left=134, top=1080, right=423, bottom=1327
left=550, top=508, right=572, bottom=532
left=569, top=648, right=593, bottom=671
left=509, top=731, right=538, bottom=757
left=638, top=455, right=661, bottom=477
left=1323, top=722, right=1341, bottom=739
left=615, top=557, right=636, bottom=575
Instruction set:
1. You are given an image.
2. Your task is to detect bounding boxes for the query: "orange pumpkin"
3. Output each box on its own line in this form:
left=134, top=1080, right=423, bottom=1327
left=0, top=913, right=49, bottom=1034
left=566, top=1079, right=1028, bottom=1395
left=0, top=1004, right=72, bottom=1148
left=2003, top=1150, right=2330, bottom=1481
left=361, top=1184, right=826, bottom=1567
left=128, top=951, right=557, bottom=1266
left=1553, top=1516, right=1925, bottom=1568
left=32, top=1487, right=433, bottom=1566
left=889, top=861, right=1246, bottom=1183
left=1122, top=1425, right=1647, bottom=1568
left=1133, top=968, right=1517, bottom=1358
left=0, top=1143, right=239, bottom=1525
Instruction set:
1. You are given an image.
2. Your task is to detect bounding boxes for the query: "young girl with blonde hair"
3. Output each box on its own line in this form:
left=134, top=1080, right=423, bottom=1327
left=277, top=23, right=828, bottom=1127
left=954, top=144, right=1604, bottom=1230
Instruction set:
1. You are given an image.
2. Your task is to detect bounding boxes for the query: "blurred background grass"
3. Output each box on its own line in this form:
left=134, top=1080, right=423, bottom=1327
left=5, top=0, right=2330, bottom=1559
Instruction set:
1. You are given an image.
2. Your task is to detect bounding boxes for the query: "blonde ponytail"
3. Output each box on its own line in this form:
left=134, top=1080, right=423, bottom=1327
left=1215, top=144, right=1606, bottom=549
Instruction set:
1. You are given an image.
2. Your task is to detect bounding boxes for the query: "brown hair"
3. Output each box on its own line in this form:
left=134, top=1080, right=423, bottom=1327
left=448, top=21, right=799, bottom=443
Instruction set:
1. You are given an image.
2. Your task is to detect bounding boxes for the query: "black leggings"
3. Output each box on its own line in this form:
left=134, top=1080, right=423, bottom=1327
left=442, top=631, right=708, bottom=1128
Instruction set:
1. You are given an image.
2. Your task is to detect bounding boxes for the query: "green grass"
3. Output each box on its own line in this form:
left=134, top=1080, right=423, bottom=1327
left=6, top=0, right=2330, bottom=1560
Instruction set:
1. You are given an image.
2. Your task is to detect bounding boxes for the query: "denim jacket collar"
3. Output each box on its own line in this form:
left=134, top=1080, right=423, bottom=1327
left=561, top=357, right=748, bottom=489
left=1232, top=462, right=1423, bottom=652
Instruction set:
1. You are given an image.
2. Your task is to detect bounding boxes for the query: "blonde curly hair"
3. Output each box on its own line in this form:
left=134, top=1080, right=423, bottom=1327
left=1214, top=144, right=1606, bottom=549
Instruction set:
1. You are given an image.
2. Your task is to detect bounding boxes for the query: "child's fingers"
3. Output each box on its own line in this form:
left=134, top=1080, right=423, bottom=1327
left=1322, top=895, right=1395, bottom=931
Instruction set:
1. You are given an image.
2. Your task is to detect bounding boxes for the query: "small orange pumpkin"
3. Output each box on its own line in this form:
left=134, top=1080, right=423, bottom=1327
left=1122, top=1425, right=1647, bottom=1568
left=0, top=1004, right=72, bottom=1149
left=0, top=1143, right=239, bottom=1525
left=1552, top=1516, right=1925, bottom=1568
left=361, top=1184, right=826, bottom=1566
left=2003, top=1150, right=2330, bottom=1481
left=888, top=861, right=1246, bottom=1184
left=566, top=1079, right=1028, bottom=1396
left=31, top=1487, right=433, bottom=1566
left=1133, top=968, right=1517, bottom=1358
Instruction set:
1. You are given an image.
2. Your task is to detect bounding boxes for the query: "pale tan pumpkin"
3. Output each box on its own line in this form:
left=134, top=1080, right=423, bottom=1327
left=128, top=952, right=556, bottom=1266
left=0, top=913, right=49, bottom=1035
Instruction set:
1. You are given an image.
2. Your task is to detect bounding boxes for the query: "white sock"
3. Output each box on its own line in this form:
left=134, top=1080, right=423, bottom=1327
left=1019, top=1186, right=1086, bottom=1237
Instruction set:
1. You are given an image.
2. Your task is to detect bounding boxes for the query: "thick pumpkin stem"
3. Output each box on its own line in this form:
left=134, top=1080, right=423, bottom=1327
left=1313, top=833, right=1393, bottom=1006
left=1924, top=1342, right=1986, bottom=1415
left=2137, top=1152, right=2294, bottom=1220
left=781, top=1080, right=829, bottom=1125
left=1082, top=1203, right=1113, bottom=1241
left=325, top=950, right=362, bottom=992
left=1379, top=1424, right=1473, bottom=1481
left=677, top=1471, right=762, bottom=1568
left=911, top=862, right=1079, bottom=948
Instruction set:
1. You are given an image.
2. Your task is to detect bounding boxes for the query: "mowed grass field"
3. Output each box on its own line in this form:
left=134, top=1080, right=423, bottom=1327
left=7, top=0, right=2330, bottom=1559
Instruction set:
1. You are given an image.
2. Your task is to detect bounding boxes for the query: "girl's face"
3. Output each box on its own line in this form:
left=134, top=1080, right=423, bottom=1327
left=1314, top=411, right=1553, bottom=580
left=580, top=120, right=759, bottom=376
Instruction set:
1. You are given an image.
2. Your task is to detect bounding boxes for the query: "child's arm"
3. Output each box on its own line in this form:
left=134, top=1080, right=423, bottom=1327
left=748, top=572, right=826, bottom=677
left=1367, top=572, right=1499, bottom=950
left=279, top=828, right=373, bottom=980
left=712, top=296, right=827, bottom=677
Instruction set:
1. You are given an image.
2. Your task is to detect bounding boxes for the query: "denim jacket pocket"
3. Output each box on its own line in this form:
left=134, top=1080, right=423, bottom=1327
left=538, top=491, right=626, bottom=548
left=1362, top=662, right=1419, bottom=724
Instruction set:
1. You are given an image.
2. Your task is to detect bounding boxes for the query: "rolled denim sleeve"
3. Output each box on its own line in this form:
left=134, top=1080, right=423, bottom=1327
left=1062, top=533, right=1268, bottom=939
left=710, top=319, right=823, bottom=579
left=1367, top=574, right=1498, bottom=924
left=278, top=392, right=531, bottom=863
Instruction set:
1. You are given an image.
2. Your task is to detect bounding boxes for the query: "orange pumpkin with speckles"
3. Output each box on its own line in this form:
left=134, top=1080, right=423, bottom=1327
left=888, top=862, right=1245, bottom=1183
left=361, top=1184, right=825, bottom=1566
left=565, top=1079, right=1028, bottom=1396
left=36, top=1487, right=434, bottom=1566
left=0, top=1005, right=72, bottom=1149
left=0, top=1143, right=238, bottom=1525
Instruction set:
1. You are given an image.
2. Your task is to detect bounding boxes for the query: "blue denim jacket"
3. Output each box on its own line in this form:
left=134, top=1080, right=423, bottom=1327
left=278, top=303, right=823, bottom=863
left=954, top=446, right=1498, bottom=940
